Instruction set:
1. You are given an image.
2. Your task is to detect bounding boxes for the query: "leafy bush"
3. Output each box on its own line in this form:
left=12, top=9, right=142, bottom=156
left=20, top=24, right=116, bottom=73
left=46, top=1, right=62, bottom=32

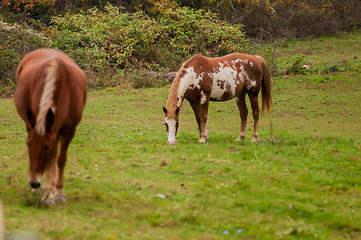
left=50, top=4, right=248, bottom=72
left=311, top=63, right=349, bottom=75
left=0, top=22, right=50, bottom=96
left=266, top=53, right=310, bottom=77
left=157, top=7, right=248, bottom=66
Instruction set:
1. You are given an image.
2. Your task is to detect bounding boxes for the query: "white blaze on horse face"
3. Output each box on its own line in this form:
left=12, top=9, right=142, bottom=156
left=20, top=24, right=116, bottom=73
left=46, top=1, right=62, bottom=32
left=177, top=67, right=204, bottom=106
left=165, top=117, right=177, bottom=144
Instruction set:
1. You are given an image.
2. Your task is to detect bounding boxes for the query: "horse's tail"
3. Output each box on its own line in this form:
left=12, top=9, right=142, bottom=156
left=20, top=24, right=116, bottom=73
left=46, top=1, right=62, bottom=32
left=255, top=55, right=272, bottom=115
left=35, top=57, right=64, bottom=135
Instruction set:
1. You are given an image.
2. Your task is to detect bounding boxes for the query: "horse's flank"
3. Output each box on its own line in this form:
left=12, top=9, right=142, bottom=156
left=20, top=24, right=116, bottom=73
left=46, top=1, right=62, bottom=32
left=15, top=48, right=87, bottom=134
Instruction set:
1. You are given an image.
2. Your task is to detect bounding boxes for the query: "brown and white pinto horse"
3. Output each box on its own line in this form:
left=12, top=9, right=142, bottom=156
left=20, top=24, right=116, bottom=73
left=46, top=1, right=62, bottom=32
left=163, top=53, right=272, bottom=145
left=14, top=48, right=87, bottom=205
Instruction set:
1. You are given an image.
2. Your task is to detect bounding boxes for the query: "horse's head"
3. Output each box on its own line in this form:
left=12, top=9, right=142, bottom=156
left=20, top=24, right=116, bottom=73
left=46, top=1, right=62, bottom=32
left=163, top=107, right=180, bottom=145
left=26, top=108, right=57, bottom=189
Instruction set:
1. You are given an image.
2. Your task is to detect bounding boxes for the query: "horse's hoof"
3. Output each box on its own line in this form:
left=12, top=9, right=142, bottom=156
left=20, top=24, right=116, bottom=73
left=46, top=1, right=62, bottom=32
left=251, top=138, right=257, bottom=143
left=55, top=195, right=66, bottom=203
left=43, top=197, right=56, bottom=206
left=199, top=138, right=206, bottom=143
left=42, top=193, right=56, bottom=206
left=236, top=136, right=245, bottom=141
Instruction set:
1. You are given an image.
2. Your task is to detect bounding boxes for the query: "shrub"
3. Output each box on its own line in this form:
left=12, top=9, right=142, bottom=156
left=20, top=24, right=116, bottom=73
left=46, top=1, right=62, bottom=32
left=49, top=4, right=249, bottom=72
left=0, top=22, right=50, bottom=96
left=265, top=53, right=310, bottom=77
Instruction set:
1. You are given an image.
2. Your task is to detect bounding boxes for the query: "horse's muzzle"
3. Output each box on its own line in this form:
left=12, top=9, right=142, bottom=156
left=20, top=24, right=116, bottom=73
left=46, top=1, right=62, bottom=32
left=168, top=140, right=176, bottom=145
left=29, top=176, right=42, bottom=189
left=29, top=181, right=41, bottom=189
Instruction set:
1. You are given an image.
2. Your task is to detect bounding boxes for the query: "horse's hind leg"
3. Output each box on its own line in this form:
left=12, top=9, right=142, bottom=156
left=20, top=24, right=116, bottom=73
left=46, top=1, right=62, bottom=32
left=236, top=93, right=248, bottom=141
left=249, top=94, right=260, bottom=142
left=190, top=99, right=209, bottom=143
left=55, top=127, right=76, bottom=202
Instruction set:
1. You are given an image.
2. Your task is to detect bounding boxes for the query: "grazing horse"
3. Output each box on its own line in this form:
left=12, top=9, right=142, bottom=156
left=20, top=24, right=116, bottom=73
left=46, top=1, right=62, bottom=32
left=163, top=53, right=272, bottom=145
left=14, top=48, right=87, bottom=205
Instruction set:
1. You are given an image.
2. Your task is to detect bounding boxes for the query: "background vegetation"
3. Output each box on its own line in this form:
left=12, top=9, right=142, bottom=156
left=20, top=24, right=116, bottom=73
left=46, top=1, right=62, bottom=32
left=0, top=35, right=360, bottom=239
left=0, top=1, right=360, bottom=239
left=1, top=0, right=360, bottom=93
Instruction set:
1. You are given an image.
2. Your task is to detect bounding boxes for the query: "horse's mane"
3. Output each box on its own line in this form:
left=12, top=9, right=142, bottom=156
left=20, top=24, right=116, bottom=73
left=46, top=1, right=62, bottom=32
left=166, top=54, right=201, bottom=116
left=166, top=63, right=186, bottom=115
left=35, top=59, right=58, bottom=136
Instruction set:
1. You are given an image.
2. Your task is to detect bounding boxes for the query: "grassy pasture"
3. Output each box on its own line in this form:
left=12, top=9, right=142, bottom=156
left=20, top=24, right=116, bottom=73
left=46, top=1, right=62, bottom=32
left=1, top=35, right=361, bottom=240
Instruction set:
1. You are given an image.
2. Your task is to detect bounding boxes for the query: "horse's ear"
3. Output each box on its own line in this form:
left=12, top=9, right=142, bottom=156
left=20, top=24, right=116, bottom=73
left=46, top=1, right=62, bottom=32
left=175, top=107, right=180, bottom=114
left=26, top=108, right=36, bottom=128
left=45, top=109, right=54, bottom=132
left=163, top=107, right=167, bottom=114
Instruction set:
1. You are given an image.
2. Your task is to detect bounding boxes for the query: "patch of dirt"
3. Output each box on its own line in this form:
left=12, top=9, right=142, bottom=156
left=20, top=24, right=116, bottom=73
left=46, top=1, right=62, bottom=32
left=227, top=147, right=242, bottom=152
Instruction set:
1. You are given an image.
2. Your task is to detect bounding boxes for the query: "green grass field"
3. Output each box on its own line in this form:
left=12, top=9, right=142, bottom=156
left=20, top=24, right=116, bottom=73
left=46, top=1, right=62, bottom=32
left=0, top=34, right=361, bottom=239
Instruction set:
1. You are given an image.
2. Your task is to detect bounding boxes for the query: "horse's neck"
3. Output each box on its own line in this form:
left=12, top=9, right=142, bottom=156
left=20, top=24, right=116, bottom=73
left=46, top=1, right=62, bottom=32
left=166, top=65, right=190, bottom=111
left=166, top=81, right=182, bottom=111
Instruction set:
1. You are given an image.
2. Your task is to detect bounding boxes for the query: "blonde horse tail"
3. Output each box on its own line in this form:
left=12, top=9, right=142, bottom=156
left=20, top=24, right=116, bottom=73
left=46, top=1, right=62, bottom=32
left=35, top=57, right=64, bottom=136
left=255, top=55, right=272, bottom=115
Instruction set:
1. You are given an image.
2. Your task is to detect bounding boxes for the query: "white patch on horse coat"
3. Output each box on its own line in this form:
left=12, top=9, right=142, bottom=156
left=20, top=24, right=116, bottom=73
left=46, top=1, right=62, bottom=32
left=177, top=67, right=204, bottom=106
left=165, top=117, right=177, bottom=144
left=208, top=62, right=239, bottom=100
left=200, top=90, right=207, bottom=104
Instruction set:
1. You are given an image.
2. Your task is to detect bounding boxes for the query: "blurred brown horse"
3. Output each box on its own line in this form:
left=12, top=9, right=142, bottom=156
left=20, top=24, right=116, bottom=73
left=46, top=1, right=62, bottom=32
left=14, top=48, right=87, bottom=205
left=163, top=53, right=272, bottom=144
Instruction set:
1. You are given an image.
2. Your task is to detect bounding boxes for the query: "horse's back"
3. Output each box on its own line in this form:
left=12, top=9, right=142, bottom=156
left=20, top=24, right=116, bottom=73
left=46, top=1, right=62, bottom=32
left=15, top=48, right=86, bottom=128
left=192, top=53, right=263, bottom=100
left=186, top=53, right=262, bottom=75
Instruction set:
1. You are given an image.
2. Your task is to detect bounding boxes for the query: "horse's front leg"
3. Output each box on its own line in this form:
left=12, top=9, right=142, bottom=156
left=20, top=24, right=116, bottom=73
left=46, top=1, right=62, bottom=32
left=55, top=128, right=76, bottom=203
left=198, top=97, right=210, bottom=143
left=189, top=97, right=209, bottom=143
left=42, top=160, right=57, bottom=206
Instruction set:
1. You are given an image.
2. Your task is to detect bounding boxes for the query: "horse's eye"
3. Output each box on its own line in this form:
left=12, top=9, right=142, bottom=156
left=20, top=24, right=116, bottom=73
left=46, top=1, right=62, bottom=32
left=43, top=146, right=49, bottom=151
